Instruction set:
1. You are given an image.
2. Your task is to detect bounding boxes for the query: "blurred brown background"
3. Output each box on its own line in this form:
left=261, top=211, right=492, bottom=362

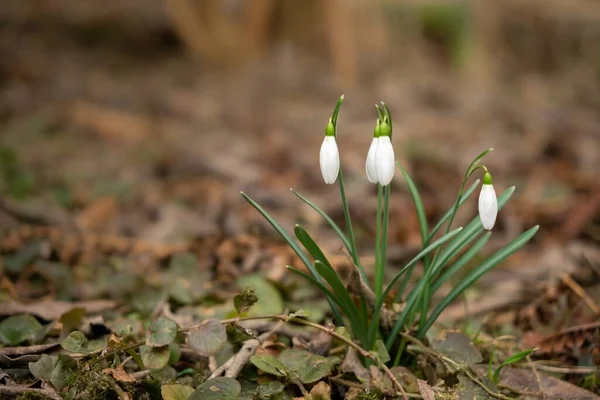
left=0, top=0, right=599, bottom=270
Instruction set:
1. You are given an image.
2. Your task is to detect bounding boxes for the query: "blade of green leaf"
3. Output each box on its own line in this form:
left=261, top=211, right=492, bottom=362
left=398, top=163, right=428, bottom=245
left=290, top=189, right=352, bottom=253
left=241, top=192, right=342, bottom=323
left=419, top=225, right=539, bottom=337
left=431, top=232, right=492, bottom=293
left=285, top=266, right=337, bottom=307
left=314, top=260, right=367, bottom=342
left=493, top=348, right=536, bottom=383
left=366, top=227, right=463, bottom=348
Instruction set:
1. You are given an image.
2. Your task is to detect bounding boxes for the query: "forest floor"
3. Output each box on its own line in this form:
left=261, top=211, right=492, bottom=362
left=0, top=4, right=599, bottom=399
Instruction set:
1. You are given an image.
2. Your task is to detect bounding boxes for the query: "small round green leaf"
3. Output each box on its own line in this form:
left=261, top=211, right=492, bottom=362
left=257, top=381, right=285, bottom=397
left=140, top=345, right=171, bottom=370
left=60, top=331, right=107, bottom=354
left=29, top=354, right=57, bottom=381
left=147, top=317, right=178, bottom=347
left=0, top=314, right=42, bottom=345
left=278, top=348, right=330, bottom=384
left=161, top=384, right=195, bottom=400
left=190, top=377, right=241, bottom=400
left=187, top=319, right=226, bottom=357
left=250, top=354, right=288, bottom=377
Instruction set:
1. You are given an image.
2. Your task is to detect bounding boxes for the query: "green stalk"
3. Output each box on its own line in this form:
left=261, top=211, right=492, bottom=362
left=374, top=185, right=384, bottom=298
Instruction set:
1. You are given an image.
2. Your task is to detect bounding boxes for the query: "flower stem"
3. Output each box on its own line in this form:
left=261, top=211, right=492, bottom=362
left=374, top=184, right=384, bottom=298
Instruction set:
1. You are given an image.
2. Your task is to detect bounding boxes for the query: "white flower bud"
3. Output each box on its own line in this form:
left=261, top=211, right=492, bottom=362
left=365, top=137, right=380, bottom=184
left=478, top=173, right=497, bottom=230
left=375, top=135, right=395, bottom=186
left=319, top=135, right=340, bottom=184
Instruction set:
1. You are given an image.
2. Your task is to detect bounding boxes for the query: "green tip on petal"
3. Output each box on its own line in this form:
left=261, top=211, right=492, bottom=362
left=379, top=121, right=390, bottom=137
left=483, top=172, right=493, bottom=185
left=325, top=121, right=335, bottom=137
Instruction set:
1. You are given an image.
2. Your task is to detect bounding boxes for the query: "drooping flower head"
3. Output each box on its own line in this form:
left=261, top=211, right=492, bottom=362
left=374, top=120, right=395, bottom=186
left=365, top=120, right=380, bottom=184
left=319, top=120, right=340, bottom=185
left=478, top=171, right=498, bottom=230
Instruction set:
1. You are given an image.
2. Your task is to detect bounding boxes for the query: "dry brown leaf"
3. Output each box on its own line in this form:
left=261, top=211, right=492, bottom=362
left=103, top=366, right=137, bottom=383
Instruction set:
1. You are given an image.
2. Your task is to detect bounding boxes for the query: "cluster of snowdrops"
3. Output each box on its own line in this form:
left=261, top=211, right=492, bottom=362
left=242, top=96, right=538, bottom=365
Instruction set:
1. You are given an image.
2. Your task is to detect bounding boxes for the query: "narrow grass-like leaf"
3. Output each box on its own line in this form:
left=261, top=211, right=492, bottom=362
left=294, top=226, right=363, bottom=328
left=429, top=179, right=480, bottom=239
left=291, top=189, right=351, bottom=253
left=241, top=192, right=342, bottom=323
left=419, top=225, right=539, bottom=336
left=493, top=348, right=536, bottom=383
left=285, top=266, right=338, bottom=308
left=314, top=260, right=367, bottom=342
left=432, top=232, right=492, bottom=293
left=368, top=227, right=463, bottom=348
left=398, top=163, right=428, bottom=245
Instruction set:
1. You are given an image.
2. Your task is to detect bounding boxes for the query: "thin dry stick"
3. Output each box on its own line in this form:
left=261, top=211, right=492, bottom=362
left=560, top=273, right=600, bottom=314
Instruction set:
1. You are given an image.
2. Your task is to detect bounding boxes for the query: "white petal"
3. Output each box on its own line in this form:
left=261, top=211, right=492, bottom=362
left=319, top=136, right=340, bottom=184
left=375, top=136, right=395, bottom=186
left=365, top=138, right=379, bottom=184
left=478, top=184, right=498, bottom=230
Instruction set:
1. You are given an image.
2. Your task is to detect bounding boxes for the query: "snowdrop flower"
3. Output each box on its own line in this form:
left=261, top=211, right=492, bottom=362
left=374, top=121, right=395, bottom=186
left=365, top=123, right=380, bottom=184
left=319, top=121, right=340, bottom=184
left=478, top=172, right=498, bottom=230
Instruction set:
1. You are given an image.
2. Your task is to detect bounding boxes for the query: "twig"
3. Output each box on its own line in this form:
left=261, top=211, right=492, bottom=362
left=526, top=354, right=543, bottom=393
left=105, top=375, right=130, bottom=400
left=560, top=273, right=600, bottom=314
left=523, top=363, right=597, bottom=375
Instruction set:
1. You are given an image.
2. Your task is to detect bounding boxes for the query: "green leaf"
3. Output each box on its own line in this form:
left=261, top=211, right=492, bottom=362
left=50, top=354, right=76, bottom=389
left=147, top=317, right=178, bottom=347
left=240, top=192, right=342, bottom=323
left=234, top=287, right=258, bottom=315
left=314, top=260, right=366, bottom=341
left=279, top=348, right=331, bottom=384
left=0, top=314, right=42, bottom=345
left=187, top=318, right=227, bottom=357
left=420, top=225, right=539, bottom=336
left=237, top=275, right=282, bottom=316
left=370, top=339, right=390, bottom=364
left=257, top=381, right=285, bottom=398
left=140, top=345, right=171, bottom=370
left=382, top=227, right=465, bottom=349
left=59, top=307, right=86, bottom=334
left=161, top=384, right=195, bottom=400
left=290, top=189, right=351, bottom=254
left=60, top=331, right=107, bottom=355
left=398, top=163, right=428, bottom=245
left=250, top=354, right=289, bottom=377
left=190, top=377, right=241, bottom=400
left=431, top=232, right=491, bottom=293
left=29, top=354, right=56, bottom=381
left=493, top=348, right=536, bottom=383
